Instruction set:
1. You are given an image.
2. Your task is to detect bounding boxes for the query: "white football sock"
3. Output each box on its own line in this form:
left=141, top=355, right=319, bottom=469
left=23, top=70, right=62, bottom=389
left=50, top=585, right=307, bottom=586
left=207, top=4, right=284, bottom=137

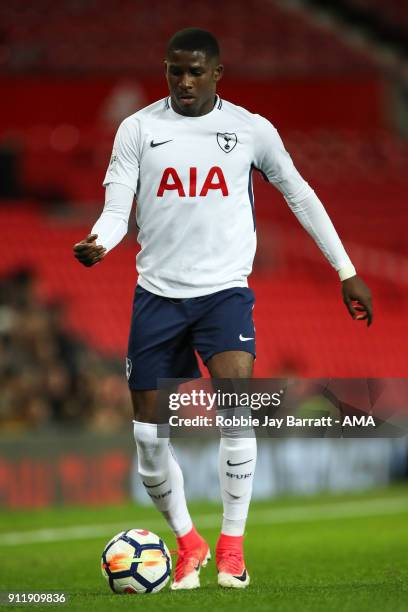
left=218, top=418, right=257, bottom=537
left=133, top=421, right=192, bottom=537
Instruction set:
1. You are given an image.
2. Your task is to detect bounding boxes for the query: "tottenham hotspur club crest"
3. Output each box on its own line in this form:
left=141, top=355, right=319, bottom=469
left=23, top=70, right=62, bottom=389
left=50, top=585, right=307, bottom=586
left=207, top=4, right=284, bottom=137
left=217, top=132, right=237, bottom=153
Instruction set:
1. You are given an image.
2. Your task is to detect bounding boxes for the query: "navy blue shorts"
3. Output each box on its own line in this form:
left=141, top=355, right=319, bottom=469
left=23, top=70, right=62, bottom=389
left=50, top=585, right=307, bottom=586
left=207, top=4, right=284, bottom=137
left=126, top=285, right=256, bottom=390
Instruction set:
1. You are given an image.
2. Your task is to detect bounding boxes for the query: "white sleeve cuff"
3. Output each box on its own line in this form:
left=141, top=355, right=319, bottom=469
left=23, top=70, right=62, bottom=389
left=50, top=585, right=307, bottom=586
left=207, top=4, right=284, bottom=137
left=338, top=264, right=357, bottom=281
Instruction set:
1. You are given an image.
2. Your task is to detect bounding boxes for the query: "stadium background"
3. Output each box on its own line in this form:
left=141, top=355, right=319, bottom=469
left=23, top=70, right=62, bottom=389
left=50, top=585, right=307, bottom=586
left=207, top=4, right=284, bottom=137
left=0, top=0, right=407, bottom=510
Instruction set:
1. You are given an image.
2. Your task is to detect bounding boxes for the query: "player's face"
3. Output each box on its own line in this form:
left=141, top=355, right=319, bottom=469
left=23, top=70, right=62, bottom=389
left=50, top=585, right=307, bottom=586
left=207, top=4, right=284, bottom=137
left=165, top=50, right=223, bottom=117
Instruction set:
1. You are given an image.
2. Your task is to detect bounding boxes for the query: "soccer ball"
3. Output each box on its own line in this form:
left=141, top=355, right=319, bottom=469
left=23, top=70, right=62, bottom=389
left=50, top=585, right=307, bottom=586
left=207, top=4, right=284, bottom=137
left=101, top=529, right=172, bottom=594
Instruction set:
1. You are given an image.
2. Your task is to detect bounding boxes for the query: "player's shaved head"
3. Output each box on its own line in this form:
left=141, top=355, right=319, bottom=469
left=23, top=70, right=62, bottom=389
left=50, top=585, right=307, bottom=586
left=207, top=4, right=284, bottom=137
left=166, top=28, right=220, bottom=61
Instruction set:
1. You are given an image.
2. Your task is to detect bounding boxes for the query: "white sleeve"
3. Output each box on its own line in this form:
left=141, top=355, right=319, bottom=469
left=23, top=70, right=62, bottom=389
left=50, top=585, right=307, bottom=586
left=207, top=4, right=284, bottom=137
left=91, top=183, right=134, bottom=252
left=103, top=117, right=140, bottom=192
left=253, top=115, right=356, bottom=279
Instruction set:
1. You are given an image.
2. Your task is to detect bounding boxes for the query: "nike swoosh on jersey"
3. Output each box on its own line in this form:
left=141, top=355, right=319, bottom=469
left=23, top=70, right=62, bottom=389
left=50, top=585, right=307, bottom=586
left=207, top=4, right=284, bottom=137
left=150, top=139, right=173, bottom=148
left=239, top=334, right=254, bottom=341
left=226, top=459, right=253, bottom=466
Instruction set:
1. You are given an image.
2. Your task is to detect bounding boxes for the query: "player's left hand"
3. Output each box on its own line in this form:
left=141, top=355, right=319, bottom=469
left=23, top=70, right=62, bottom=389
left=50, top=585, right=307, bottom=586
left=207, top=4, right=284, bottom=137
left=341, top=275, right=373, bottom=326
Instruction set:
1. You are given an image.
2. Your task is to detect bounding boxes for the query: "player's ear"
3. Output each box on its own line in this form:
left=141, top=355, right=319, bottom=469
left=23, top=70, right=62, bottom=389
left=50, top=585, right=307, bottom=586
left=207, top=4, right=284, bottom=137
left=213, top=63, right=224, bottom=83
left=163, top=59, right=168, bottom=76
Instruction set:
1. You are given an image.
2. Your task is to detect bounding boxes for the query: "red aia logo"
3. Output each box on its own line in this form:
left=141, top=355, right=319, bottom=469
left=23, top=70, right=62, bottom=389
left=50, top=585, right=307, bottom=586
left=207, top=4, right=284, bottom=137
left=157, top=167, right=228, bottom=197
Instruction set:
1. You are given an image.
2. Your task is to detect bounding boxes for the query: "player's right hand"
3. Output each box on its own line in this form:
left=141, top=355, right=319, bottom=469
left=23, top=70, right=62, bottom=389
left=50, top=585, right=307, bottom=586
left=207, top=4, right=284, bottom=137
left=73, top=234, right=107, bottom=267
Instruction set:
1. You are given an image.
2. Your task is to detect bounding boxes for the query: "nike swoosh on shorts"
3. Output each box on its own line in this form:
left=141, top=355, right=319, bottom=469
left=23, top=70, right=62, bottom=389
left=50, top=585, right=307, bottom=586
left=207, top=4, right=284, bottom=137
left=239, top=334, right=254, bottom=341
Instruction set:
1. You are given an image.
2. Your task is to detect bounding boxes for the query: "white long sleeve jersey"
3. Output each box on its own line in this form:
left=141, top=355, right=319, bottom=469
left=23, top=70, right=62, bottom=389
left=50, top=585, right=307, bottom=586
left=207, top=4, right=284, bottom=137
left=94, top=95, right=354, bottom=298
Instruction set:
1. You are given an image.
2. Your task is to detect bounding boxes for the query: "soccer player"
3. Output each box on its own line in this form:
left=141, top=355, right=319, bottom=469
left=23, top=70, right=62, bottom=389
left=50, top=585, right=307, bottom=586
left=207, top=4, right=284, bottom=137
left=73, top=28, right=373, bottom=590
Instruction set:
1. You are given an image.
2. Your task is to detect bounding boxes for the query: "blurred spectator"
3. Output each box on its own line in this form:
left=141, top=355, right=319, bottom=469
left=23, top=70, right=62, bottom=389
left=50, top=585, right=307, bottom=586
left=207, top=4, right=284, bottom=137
left=0, top=268, right=131, bottom=432
left=0, top=138, right=21, bottom=198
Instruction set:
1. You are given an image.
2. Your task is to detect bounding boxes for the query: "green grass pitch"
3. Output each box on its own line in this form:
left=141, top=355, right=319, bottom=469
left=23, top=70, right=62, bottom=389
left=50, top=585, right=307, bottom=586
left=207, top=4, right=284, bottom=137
left=0, top=486, right=407, bottom=612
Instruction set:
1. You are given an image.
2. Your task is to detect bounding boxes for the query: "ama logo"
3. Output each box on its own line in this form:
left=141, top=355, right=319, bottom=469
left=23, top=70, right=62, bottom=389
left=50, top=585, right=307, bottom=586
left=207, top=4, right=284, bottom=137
left=342, top=415, right=376, bottom=427
left=157, top=167, right=228, bottom=198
